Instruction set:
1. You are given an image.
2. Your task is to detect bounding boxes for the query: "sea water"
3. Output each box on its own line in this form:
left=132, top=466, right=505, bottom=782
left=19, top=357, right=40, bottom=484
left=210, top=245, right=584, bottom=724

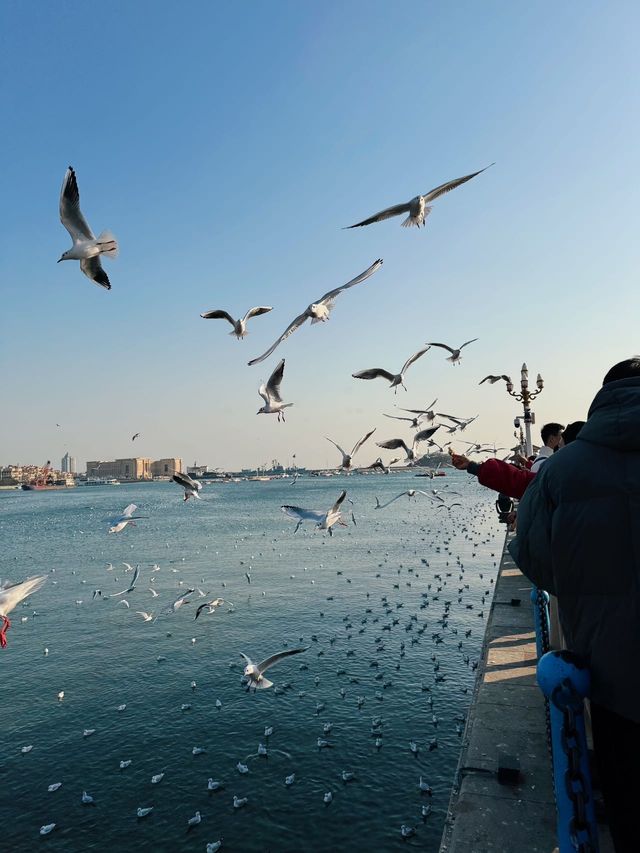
left=0, top=473, right=503, bottom=852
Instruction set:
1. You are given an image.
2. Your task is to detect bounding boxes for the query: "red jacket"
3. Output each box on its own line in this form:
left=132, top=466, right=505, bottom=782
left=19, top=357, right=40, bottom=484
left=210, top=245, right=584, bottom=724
left=473, top=458, right=535, bottom=499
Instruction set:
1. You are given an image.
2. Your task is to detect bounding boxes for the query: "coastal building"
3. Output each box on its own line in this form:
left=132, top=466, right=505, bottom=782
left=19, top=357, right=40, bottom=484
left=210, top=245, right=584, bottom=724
left=86, top=458, right=152, bottom=481
left=150, top=458, right=183, bottom=478
left=187, top=464, right=208, bottom=477
left=61, top=452, right=77, bottom=474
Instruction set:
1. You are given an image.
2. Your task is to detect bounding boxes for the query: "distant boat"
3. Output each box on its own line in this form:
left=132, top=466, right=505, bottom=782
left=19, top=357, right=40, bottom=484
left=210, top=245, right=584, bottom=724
left=78, top=478, right=121, bottom=486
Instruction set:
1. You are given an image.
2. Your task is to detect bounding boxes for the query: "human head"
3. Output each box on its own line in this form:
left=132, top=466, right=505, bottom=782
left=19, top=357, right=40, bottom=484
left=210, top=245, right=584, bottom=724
left=602, top=357, right=640, bottom=385
left=561, top=421, right=585, bottom=446
left=540, top=422, right=564, bottom=449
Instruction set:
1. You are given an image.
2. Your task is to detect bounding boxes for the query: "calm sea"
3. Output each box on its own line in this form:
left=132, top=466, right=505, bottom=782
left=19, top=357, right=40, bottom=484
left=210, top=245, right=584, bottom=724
left=0, top=473, right=502, bottom=852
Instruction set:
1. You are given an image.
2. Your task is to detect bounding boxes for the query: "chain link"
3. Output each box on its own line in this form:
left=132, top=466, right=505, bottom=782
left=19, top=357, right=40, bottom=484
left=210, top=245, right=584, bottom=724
left=552, top=680, right=598, bottom=853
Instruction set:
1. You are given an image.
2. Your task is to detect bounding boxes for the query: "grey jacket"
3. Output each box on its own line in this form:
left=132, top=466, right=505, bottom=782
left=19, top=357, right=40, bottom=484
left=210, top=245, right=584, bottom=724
left=509, top=376, right=640, bottom=721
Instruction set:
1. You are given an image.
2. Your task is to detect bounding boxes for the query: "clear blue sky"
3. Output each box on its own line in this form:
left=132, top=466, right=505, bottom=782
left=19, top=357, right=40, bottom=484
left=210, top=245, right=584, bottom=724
left=1, top=1, right=639, bottom=470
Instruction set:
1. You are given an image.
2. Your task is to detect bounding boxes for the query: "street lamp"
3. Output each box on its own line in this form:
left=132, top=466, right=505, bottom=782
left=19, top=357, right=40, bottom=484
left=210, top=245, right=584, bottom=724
left=506, top=363, right=544, bottom=456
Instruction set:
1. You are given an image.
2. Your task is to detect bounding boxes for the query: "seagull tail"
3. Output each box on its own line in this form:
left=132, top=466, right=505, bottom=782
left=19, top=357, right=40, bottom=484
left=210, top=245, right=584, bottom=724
left=401, top=206, right=432, bottom=228
left=96, top=230, right=119, bottom=258
left=255, top=677, right=274, bottom=690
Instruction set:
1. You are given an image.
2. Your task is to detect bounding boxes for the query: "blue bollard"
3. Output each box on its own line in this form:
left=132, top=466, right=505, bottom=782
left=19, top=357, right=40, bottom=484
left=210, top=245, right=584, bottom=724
left=537, top=651, right=598, bottom=853
left=530, top=587, right=550, bottom=658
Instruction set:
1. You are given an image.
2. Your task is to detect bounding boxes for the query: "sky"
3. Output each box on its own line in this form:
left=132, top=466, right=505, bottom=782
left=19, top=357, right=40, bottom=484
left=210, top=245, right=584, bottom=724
left=1, top=1, right=639, bottom=471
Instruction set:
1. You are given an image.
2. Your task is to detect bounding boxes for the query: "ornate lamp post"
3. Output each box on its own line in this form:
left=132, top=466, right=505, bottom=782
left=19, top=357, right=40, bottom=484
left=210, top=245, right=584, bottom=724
left=505, top=364, right=544, bottom=456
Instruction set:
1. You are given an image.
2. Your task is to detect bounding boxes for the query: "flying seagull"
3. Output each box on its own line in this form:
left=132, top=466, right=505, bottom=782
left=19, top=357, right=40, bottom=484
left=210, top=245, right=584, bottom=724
left=426, top=339, right=478, bottom=365
left=374, top=489, right=433, bottom=510
left=438, top=413, right=479, bottom=433
left=248, top=259, right=383, bottom=365
left=383, top=413, right=424, bottom=428
left=257, top=359, right=292, bottom=421
left=200, top=306, right=272, bottom=339
left=194, top=597, right=228, bottom=620
left=172, top=471, right=203, bottom=501
left=325, top=429, right=376, bottom=470
left=364, top=457, right=390, bottom=474
left=282, top=490, right=348, bottom=536
left=240, top=647, right=308, bottom=691
left=479, top=374, right=512, bottom=385
left=376, top=425, right=440, bottom=465
left=0, top=576, right=47, bottom=648
left=58, top=166, right=118, bottom=290
left=345, top=165, right=493, bottom=229
left=108, top=504, right=147, bottom=534
left=131, top=433, right=140, bottom=441
left=109, top=565, right=140, bottom=597
left=396, top=399, right=439, bottom=422
left=352, top=347, right=430, bottom=393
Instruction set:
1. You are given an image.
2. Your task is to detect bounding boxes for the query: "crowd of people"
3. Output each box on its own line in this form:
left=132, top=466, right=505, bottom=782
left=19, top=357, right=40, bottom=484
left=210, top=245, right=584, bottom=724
left=451, top=357, right=640, bottom=853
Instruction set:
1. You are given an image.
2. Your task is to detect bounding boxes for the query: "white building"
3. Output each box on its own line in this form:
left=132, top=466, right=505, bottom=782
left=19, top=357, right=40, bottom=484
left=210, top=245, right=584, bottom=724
left=61, top=453, right=77, bottom=474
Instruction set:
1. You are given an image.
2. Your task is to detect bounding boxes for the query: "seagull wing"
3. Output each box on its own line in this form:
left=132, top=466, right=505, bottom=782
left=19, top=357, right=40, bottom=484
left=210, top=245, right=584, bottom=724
left=256, top=647, right=308, bottom=675
left=459, top=338, right=479, bottom=350
left=401, top=346, right=430, bottom=375
left=173, top=471, right=198, bottom=490
left=345, top=203, right=411, bottom=228
left=376, top=491, right=410, bottom=509
left=383, top=414, right=414, bottom=423
left=425, top=342, right=455, bottom=355
left=422, top=165, right=493, bottom=203
left=350, top=429, right=376, bottom=457
left=60, top=166, right=94, bottom=242
left=352, top=368, right=396, bottom=382
left=479, top=374, right=511, bottom=385
left=414, top=425, right=440, bottom=444
left=329, top=490, right=347, bottom=515
left=265, top=359, right=285, bottom=403
left=376, top=438, right=409, bottom=454
left=325, top=437, right=348, bottom=465
left=316, top=258, right=383, bottom=305
left=122, top=504, right=137, bottom=518
left=194, top=603, right=208, bottom=620
left=80, top=256, right=111, bottom=290
left=200, top=309, right=235, bottom=325
left=0, top=576, right=47, bottom=617
left=242, top=306, right=273, bottom=322
left=248, top=312, right=308, bottom=366
left=240, top=653, right=253, bottom=667
left=281, top=505, right=325, bottom=523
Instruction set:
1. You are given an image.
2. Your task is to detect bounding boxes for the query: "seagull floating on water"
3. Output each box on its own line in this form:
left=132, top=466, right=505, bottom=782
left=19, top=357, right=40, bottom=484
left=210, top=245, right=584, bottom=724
left=345, top=165, right=492, bottom=229
left=200, top=306, right=272, bottom=339
left=352, top=347, right=430, bottom=393
left=58, top=166, right=118, bottom=289
left=248, top=259, right=383, bottom=365
left=240, top=647, right=308, bottom=691
left=0, top=575, right=46, bottom=648
left=257, top=359, right=292, bottom=422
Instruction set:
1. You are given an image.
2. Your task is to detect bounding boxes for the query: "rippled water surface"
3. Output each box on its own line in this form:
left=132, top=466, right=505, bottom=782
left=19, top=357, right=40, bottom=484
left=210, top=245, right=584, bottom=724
left=0, top=473, right=503, bottom=852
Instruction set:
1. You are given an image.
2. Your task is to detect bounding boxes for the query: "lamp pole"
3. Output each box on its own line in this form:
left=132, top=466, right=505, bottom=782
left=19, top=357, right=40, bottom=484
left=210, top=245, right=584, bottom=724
left=505, top=364, right=544, bottom=456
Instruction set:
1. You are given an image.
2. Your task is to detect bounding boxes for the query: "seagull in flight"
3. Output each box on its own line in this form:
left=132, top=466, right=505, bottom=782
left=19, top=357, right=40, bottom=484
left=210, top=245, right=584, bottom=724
left=364, top=457, right=390, bottom=474
left=172, top=471, right=203, bottom=501
left=438, top=413, right=479, bottom=433
left=194, top=597, right=228, bottom=620
left=131, top=433, right=140, bottom=442
left=426, top=339, right=478, bottom=365
left=240, top=647, right=308, bottom=691
left=200, top=306, right=272, bottom=339
left=282, top=490, right=348, bottom=536
left=0, top=576, right=47, bottom=648
left=58, top=166, right=118, bottom=290
left=395, top=399, right=439, bottom=422
left=257, top=359, right=292, bottom=422
left=108, top=504, right=147, bottom=534
left=109, top=565, right=140, bottom=597
left=161, top=589, right=195, bottom=616
left=374, top=490, right=433, bottom=510
left=376, top=425, right=440, bottom=465
left=352, top=346, right=430, bottom=393
left=344, top=165, right=493, bottom=229
left=325, top=429, right=376, bottom=470
left=479, top=374, right=512, bottom=385
left=248, top=259, right=383, bottom=365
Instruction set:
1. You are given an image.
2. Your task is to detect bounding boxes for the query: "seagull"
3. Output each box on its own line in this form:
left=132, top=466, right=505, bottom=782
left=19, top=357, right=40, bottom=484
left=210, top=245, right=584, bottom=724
left=344, top=165, right=493, bottom=229
left=374, top=489, right=433, bottom=510
left=281, top=490, right=348, bottom=535
left=257, top=359, right=292, bottom=422
left=240, top=647, right=308, bottom=691
left=395, top=399, right=439, bottom=422
left=233, top=796, right=248, bottom=809
left=40, top=824, right=56, bottom=836
left=135, top=611, right=154, bottom=622
left=131, top=433, right=140, bottom=441
left=109, top=565, right=140, bottom=597
left=108, top=504, right=147, bottom=534
left=437, top=413, right=479, bottom=432
left=383, top=413, right=424, bottom=428
left=248, top=259, right=383, bottom=365
left=48, top=783, right=62, bottom=792
left=81, top=791, right=95, bottom=805
left=425, top=339, right=478, bottom=365
left=352, top=347, right=430, bottom=393
left=376, top=425, right=440, bottom=465
left=187, top=811, right=202, bottom=829
left=161, top=589, right=195, bottom=615
left=0, top=576, right=46, bottom=648
left=194, top=598, right=227, bottom=620
left=363, top=457, right=389, bottom=474
left=58, top=166, right=118, bottom=289
left=206, top=842, right=223, bottom=852
left=200, top=306, right=272, bottom=339
left=325, top=429, right=376, bottom=470
left=172, top=471, right=203, bottom=502
left=479, top=374, right=512, bottom=385
left=137, top=807, right=153, bottom=818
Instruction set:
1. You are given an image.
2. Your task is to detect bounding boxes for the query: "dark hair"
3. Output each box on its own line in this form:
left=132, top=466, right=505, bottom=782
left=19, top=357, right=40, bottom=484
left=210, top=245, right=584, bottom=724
left=541, top=422, right=564, bottom=445
left=562, top=421, right=585, bottom=445
left=602, top=358, right=640, bottom=385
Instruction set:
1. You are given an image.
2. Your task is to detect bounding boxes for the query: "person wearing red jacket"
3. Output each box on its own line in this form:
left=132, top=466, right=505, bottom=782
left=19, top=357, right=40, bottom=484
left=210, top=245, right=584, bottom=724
left=450, top=454, right=535, bottom=499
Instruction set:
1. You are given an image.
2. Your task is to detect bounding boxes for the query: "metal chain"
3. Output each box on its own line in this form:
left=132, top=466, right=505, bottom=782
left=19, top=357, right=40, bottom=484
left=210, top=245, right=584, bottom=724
left=552, top=680, right=598, bottom=853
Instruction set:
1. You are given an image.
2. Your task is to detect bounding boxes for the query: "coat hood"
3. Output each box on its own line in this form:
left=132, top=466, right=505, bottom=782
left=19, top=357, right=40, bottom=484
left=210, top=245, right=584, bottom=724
left=578, top=377, right=640, bottom=451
